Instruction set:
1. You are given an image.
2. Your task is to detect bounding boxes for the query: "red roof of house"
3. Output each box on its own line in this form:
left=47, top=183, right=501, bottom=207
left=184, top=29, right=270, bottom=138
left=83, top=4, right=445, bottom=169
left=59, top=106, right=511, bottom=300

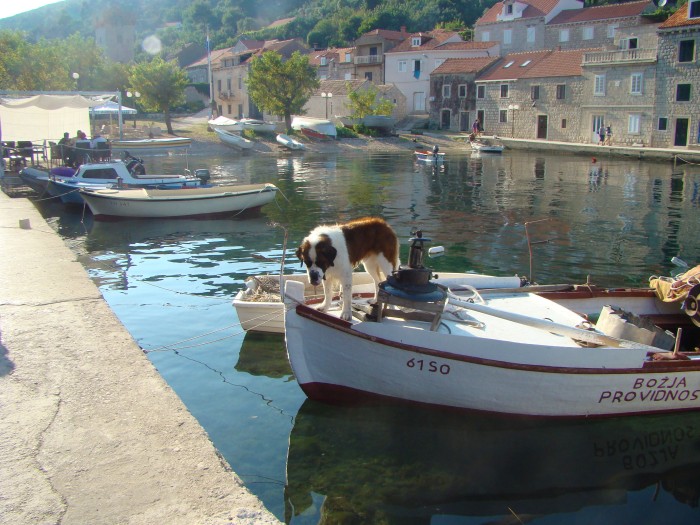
left=477, top=48, right=595, bottom=81
left=358, top=28, right=411, bottom=42
left=389, top=29, right=461, bottom=52
left=431, top=57, right=499, bottom=75
left=477, top=0, right=564, bottom=26
left=659, top=4, right=700, bottom=29
left=186, top=47, right=230, bottom=68
left=549, top=0, right=653, bottom=24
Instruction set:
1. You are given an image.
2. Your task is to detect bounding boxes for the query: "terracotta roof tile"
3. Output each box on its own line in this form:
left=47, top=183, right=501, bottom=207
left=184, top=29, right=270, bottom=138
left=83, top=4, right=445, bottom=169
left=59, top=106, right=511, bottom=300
left=477, top=0, right=564, bottom=26
left=659, top=5, right=700, bottom=29
left=187, top=47, right=230, bottom=68
left=549, top=0, right=653, bottom=25
left=359, top=28, right=411, bottom=41
left=389, top=29, right=461, bottom=52
left=431, top=57, right=499, bottom=75
left=477, top=48, right=594, bottom=81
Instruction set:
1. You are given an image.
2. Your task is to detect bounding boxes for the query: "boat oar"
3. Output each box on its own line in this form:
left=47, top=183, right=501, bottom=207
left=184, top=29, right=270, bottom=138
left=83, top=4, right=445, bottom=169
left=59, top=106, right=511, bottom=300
left=446, top=293, right=658, bottom=349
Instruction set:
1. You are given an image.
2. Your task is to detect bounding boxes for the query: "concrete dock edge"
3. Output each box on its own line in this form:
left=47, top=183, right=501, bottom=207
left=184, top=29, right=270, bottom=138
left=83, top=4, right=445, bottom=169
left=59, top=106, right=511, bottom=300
left=0, top=191, right=282, bottom=524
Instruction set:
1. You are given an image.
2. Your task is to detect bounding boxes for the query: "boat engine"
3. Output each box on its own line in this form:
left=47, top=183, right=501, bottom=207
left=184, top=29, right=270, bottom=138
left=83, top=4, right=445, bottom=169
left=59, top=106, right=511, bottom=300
left=384, top=230, right=442, bottom=296
left=683, top=284, right=700, bottom=328
left=123, top=151, right=146, bottom=175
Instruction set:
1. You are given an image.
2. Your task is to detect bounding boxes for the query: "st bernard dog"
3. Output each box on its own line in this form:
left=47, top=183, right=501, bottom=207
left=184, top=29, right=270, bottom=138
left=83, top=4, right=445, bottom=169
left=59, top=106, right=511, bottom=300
left=295, top=217, right=400, bottom=321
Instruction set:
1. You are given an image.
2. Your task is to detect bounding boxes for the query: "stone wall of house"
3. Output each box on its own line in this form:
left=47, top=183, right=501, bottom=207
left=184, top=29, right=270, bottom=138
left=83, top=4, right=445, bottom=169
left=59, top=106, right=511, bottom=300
left=476, top=19, right=546, bottom=54
left=652, top=28, right=700, bottom=148
left=430, top=74, right=477, bottom=130
left=544, top=18, right=655, bottom=52
left=476, top=77, right=585, bottom=141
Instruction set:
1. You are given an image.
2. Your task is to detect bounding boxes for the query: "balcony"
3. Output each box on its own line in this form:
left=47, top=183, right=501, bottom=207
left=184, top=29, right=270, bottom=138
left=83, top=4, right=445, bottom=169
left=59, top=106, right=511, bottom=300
left=582, top=48, right=657, bottom=65
left=219, top=91, right=232, bottom=99
left=354, top=55, right=383, bottom=65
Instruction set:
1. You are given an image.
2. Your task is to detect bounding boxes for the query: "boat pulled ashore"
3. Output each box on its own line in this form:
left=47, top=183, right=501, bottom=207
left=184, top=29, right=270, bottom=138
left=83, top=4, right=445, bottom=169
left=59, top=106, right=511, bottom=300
left=214, top=128, right=254, bottom=150
left=80, top=183, right=278, bottom=220
left=283, top=232, right=700, bottom=418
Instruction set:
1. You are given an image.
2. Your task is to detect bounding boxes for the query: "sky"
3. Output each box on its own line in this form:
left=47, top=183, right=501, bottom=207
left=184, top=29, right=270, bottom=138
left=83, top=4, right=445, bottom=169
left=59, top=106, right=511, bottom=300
left=0, top=0, right=64, bottom=20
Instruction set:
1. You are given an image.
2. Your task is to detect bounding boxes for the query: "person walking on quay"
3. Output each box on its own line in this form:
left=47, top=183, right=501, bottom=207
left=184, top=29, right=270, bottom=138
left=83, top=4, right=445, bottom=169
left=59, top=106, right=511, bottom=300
left=604, top=125, right=612, bottom=146
left=472, top=118, right=482, bottom=137
left=598, top=125, right=606, bottom=146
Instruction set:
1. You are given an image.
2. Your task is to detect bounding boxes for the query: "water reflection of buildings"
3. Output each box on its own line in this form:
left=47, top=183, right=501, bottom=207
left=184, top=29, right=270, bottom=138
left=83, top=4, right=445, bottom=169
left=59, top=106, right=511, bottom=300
left=285, top=402, right=700, bottom=524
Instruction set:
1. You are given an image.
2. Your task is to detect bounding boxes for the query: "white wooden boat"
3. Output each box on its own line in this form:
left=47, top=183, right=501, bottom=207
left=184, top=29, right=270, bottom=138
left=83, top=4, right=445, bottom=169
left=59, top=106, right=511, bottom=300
left=214, top=128, right=254, bottom=150
left=414, top=150, right=445, bottom=163
left=470, top=140, right=504, bottom=153
left=238, top=118, right=276, bottom=133
left=283, top=238, right=700, bottom=418
left=109, top=137, right=192, bottom=153
left=338, top=115, right=396, bottom=130
left=80, top=183, right=278, bottom=220
left=208, top=116, right=241, bottom=131
left=233, top=272, right=520, bottom=333
left=291, top=117, right=337, bottom=139
left=276, top=134, right=306, bottom=151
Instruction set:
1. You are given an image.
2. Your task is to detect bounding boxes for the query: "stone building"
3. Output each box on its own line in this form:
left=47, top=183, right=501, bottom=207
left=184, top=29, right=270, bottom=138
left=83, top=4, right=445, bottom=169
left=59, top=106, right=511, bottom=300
left=579, top=23, right=659, bottom=145
left=211, top=39, right=308, bottom=120
left=474, top=48, right=589, bottom=141
left=429, top=58, right=499, bottom=131
left=385, top=30, right=498, bottom=115
left=653, top=2, right=700, bottom=148
left=303, top=79, right=406, bottom=120
left=544, top=1, right=656, bottom=52
left=475, top=0, right=584, bottom=54
left=308, top=48, right=356, bottom=80
left=94, top=8, right=136, bottom=64
left=353, top=28, right=411, bottom=83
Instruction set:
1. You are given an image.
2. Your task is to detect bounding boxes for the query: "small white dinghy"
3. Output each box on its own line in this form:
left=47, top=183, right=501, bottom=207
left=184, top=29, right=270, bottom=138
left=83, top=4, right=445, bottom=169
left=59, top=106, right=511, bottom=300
left=214, top=128, right=254, bottom=150
left=276, top=134, right=306, bottom=151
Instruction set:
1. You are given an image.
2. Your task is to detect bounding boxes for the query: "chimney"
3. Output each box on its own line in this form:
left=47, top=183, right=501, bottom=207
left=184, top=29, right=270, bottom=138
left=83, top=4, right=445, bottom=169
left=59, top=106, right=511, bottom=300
left=400, top=26, right=407, bottom=34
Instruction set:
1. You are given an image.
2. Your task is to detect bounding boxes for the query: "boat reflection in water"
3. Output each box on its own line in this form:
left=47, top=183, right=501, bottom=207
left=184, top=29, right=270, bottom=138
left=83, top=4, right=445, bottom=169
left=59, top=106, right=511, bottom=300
left=285, top=401, right=700, bottom=524
left=236, top=331, right=292, bottom=379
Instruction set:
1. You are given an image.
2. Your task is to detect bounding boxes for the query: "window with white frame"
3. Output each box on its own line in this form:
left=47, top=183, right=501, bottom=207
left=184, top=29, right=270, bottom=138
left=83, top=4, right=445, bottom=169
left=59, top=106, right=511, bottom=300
left=628, top=113, right=641, bottom=134
left=320, top=57, right=327, bottom=66
left=559, top=29, right=570, bottom=42
left=412, top=37, right=421, bottom=46
left=500, top=109, right=508, bottom=123
left=477, top=85, right=485, bottom=98
left=482, top=31, right=490, bottom=42
left=594, top=75, right=606, bottom=96
left=443, top=85, right=451, bottom=98
left=583, top=26, right=594, bottom=40
left=500, top=84, right=509, bottom=98
left=607, top=24, right=618, bottom=38
left=504, top=29, right=512, bottom=45
left=458, top=84, right=467, bottom=98
left=630, top=73, right=643, bottom=95
left=345, top=52, right=352, bottom=62
left=398, top=60, right=407, bottom=73
left=527, top=27, right=535, bottom=43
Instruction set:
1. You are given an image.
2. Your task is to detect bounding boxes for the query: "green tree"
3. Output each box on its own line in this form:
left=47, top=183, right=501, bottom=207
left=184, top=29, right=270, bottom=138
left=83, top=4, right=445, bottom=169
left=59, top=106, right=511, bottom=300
left=129, top=57, right=189, bottom=134
left=347, top=83, right=395, bottom=119
left=246, top=50, right=319, bottom=132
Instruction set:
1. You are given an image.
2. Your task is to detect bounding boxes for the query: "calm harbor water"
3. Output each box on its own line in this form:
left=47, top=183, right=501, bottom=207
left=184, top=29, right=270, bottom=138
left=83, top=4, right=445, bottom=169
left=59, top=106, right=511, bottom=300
left=35, top=146, right=700, bottom=524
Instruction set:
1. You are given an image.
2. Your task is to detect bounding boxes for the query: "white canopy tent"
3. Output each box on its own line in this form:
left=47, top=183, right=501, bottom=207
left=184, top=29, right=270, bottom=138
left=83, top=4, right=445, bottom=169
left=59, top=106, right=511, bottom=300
left=0, top=94, right=100, bottom=143
left=91, top=100, right=137, bottom=115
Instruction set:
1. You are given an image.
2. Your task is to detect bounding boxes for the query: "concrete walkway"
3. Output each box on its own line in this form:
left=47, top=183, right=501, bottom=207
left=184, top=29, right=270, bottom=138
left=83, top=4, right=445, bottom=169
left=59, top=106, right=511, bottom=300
left=0, top=191, right=281, bottom=524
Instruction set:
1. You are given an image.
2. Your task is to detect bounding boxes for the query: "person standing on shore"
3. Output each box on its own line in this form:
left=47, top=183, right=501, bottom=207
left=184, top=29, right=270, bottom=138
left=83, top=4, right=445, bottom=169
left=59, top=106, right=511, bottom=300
left=604, top=125, right=612, bottom=146
left=598, top=125, right=606, bottom=145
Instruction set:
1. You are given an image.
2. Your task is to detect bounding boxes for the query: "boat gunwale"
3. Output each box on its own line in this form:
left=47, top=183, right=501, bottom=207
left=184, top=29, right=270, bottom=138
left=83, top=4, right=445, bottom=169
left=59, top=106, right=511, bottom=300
left=293, top=303, right=700, bottom=374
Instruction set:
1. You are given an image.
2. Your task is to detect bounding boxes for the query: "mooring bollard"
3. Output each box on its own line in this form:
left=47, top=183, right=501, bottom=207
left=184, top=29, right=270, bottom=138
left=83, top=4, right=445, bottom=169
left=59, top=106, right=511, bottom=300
left=19, top=218, right=31, bottom=230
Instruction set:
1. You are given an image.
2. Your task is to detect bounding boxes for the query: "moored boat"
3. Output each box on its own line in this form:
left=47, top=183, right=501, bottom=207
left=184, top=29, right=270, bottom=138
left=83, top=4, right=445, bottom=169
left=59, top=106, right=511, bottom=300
left=109, top=137, right=192, bottom=153
left=470, top=140, right=504, bottom=153
left=214, top=128, right=254, bottom=150
left=283, top=234, right=700, bottom=418
left=414, top=150, right=445, bottom=163
left=291, top=117, right=337, bottom=139
left=80, top=183, right=278, bottom=220
left=276, top=134, right=306, bottom=151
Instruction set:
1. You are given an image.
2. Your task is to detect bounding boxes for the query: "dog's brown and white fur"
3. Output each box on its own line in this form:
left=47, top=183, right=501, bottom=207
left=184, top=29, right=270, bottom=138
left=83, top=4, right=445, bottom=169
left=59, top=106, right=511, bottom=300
left=296, top=217, right=400, bottom=320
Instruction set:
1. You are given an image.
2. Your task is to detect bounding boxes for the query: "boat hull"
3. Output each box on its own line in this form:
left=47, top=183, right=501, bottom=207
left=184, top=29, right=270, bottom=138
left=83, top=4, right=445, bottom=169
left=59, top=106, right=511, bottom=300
left=81, top=183, right=277, bottom=220
left=284, top=281, right=700, bottom=418
left=109, top=137, right=192, bottom=152
left=214, top=128, right=254, bottom=149
left=291, top=117, right=337, bottom=138
left=414, top=151, right=445, bottom=163
left=276, top=134, right=305, bottom=150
